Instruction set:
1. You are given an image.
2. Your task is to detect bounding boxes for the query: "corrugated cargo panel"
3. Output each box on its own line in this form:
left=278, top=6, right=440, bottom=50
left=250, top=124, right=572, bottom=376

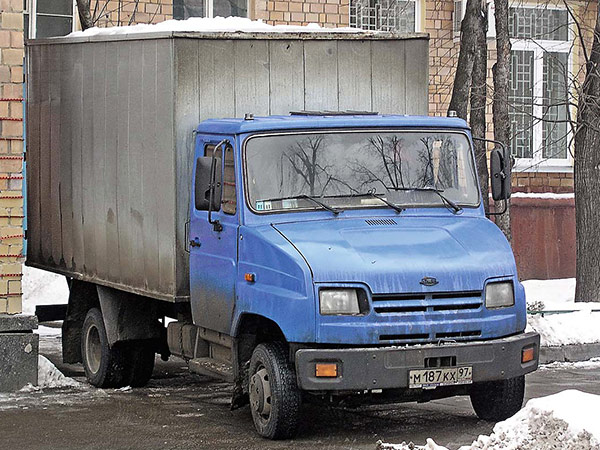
left=26, top=32, right=429, bottom=303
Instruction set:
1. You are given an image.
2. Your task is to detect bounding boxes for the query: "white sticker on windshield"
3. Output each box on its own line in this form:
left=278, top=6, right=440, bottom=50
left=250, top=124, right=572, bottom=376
left=282, top=199, right=298, bottom=209
left=263, top=201, right=272, bottom=210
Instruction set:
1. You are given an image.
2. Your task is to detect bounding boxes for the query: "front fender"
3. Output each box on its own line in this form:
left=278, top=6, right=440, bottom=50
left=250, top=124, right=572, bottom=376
left=232, top=225, right=316, bottom=342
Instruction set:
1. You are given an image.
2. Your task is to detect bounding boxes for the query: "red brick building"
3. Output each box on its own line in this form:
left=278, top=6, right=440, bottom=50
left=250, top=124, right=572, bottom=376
left=1, top=0, right=588, bottom=314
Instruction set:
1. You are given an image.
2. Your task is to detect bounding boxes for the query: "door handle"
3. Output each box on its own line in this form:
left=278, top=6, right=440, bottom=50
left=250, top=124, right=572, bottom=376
left=190, top=238, right=201, bottom=248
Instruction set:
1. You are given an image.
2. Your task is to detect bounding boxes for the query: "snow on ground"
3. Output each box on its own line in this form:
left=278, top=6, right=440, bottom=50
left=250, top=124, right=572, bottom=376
left=540, top=357, right=600, bottom=371
left=378, top=390, right=600, bottom=450
left=69, top=17, right=366, bottom=37
left=23, top=356, right=81, bottom=390
left=22, top=265, right=69, bottom=316
left=523, top=278, right=600, bottom=346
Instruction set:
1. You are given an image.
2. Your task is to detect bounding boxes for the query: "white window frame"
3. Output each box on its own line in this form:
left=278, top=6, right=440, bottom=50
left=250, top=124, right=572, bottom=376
left=510, top=4, right=573, bottom=173
left=25, top=0, right=78, bottom=40
left=349, top=0, right=423, bottom=33
left=174, top=0, right=249, bottom=19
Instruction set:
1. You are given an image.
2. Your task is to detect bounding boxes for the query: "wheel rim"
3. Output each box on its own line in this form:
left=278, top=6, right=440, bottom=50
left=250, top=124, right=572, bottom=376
left=249, top=366, right=272, bottom=421
left=85, top=324, right=102, bottom=374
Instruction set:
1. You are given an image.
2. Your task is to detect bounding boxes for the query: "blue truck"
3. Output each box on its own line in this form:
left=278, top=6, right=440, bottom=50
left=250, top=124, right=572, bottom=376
left=26, top=32, right=539, bottom=439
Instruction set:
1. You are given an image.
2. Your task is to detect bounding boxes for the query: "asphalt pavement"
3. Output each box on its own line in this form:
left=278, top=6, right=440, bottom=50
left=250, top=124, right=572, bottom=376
left=1, top=331, right=599, bottom=450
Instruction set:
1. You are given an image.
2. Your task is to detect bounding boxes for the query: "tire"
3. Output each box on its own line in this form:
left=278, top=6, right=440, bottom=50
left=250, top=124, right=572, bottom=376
left=248, top=342, right=302, bottom=439
left=81, top=308, right=131, bottom=388
left=128, top=341, right=156, bottom=387
left=470, top=375, right=525, bottom=421
left=81, top=308, right=156, bottom=388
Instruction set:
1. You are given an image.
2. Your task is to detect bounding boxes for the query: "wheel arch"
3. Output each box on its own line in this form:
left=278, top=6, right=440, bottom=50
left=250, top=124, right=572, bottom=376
left=231, top=313, right=289, bottom=410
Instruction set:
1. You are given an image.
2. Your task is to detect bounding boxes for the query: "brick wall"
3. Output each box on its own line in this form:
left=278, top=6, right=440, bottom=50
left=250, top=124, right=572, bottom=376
left=93, top=0, right=173, bottom=27
left=0, top=0, right=24, bottom=314
left=425, top=0, right=594, bottom=194
left=253, top=0, right=349, bottom=26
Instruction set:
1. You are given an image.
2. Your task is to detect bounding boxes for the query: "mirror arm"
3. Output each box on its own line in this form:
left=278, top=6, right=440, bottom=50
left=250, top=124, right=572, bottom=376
left=487, top=199, right=508, bottom=216
left=208, top=139, right=229, bottom=232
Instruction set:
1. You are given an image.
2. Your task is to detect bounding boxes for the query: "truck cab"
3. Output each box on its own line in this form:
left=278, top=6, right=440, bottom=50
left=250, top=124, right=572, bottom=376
left=185, top=113, right=539, bottom=438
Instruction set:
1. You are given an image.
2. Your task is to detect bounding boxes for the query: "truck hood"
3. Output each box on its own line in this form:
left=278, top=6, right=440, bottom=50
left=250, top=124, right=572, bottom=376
left=272, top=215, right=516, bottom=294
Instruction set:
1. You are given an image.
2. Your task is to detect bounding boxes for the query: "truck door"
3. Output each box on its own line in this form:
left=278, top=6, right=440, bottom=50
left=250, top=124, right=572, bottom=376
left=189, top=138, right=238, bottom=334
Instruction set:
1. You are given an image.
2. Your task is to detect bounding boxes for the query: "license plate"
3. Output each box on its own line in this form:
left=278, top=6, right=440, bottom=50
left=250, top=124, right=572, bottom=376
left=408, top=366, right=473, bottom=389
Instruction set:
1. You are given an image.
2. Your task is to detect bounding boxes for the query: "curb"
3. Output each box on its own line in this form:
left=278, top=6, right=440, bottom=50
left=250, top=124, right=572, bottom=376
left=540, top=343, right=600, bottom=364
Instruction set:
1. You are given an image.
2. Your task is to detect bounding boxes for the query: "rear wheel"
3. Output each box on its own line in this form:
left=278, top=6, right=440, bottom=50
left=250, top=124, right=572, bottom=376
left=81, top=308, right=155, bottom=388
left=470, top=375, right=525, bottom=421
left=248, top=342, right=301, bottom=439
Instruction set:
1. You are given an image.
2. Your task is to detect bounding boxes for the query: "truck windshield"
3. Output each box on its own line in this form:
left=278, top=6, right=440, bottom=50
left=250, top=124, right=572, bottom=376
left=245, top=131, right=480, bottom=213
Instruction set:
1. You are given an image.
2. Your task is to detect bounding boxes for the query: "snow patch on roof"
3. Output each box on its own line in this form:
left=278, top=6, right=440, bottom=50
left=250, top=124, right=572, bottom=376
left=68, top=17, right=366, bottom=37
left=511, top=192, right=574, bottom=199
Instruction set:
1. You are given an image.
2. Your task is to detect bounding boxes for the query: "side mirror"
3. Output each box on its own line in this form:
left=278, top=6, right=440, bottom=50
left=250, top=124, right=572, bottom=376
left=490, top=148, right=511, bottom=201
left=195, top=156, right=222, bottom=211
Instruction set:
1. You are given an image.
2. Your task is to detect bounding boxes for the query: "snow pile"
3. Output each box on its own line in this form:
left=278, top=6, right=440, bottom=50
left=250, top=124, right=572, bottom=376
left=463, top=390, right=600, bottom=450
left=21, top=356, right=80, bottom=391
left=523, top=278, right=578, bottom=311
left=378, top=390, right=600, bottom=450
left=69, top=17, right=368, bottom=38
left=522, top=278, right=600, bottom=346
left=22, top=266, right=69, bottom=316
left=527, top=311, right=600, bottom=346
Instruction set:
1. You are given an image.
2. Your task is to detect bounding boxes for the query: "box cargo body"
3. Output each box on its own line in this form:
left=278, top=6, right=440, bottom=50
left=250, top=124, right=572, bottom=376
left=25, top=31, right=429, bottom=303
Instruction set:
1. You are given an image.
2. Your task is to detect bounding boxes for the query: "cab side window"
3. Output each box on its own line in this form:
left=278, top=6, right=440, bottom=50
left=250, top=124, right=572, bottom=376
left=204, top=144, right=236, bottom=215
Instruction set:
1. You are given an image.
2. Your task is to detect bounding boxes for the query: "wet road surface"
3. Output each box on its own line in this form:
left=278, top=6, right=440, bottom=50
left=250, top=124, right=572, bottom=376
left=1, top=330, right=599, bottom=450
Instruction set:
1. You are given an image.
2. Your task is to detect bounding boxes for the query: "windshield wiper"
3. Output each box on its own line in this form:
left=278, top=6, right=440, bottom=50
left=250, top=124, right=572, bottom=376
left=262, top=194, right=340, bottom=215
left=392, top=187, right=463, bottom=214
left=297, top=194, right=340, bottom=215
left=349, top=190, right=404, bottom=213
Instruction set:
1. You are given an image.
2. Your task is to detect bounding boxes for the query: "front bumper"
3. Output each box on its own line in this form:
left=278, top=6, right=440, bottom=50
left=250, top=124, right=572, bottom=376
left=295, top=332, right=540, bottom=391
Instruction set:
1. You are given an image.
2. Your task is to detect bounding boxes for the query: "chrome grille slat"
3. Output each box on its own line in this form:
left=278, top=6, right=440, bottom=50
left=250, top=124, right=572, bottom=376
left=372, top=290, right=482, bottom=314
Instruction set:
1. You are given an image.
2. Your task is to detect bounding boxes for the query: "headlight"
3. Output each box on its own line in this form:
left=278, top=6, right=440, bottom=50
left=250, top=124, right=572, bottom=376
left=320, top=289, right=361, bottom=315
left=485, top=282, right=514, bottom=309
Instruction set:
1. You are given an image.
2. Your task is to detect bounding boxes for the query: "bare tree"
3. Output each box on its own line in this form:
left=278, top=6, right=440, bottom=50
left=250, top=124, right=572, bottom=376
left=448, top=0, right=481, bottom=119
left=574, top=4, right=600, bottom=303
left=76, top=1, right=151, bottom=29
left=470, top=0, right=489, bottom=211
left=492, top=0, right=512, bottom=242
left=76, top=0, right=94, bottom=30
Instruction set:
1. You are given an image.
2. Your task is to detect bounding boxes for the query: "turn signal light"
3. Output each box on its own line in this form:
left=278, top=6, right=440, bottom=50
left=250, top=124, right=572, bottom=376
left=522, top=346, right=535, bottom=363
left=315, top=363, right=338, bottom=378
left=244, top=273, right=255, bottom=282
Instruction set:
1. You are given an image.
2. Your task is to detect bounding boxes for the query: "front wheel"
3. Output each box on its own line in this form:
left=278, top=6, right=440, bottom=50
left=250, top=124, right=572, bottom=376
left=470, top=375, right=525, bottom=421
left=248, top=342, right=301, bottom=439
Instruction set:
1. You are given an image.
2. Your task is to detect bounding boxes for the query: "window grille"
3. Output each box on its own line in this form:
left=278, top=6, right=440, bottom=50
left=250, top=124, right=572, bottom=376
left=350, top=0, right=416, bottom=33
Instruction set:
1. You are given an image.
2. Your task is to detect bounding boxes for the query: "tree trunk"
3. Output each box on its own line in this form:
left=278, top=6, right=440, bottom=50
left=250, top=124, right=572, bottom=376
left=470, top=0, right=489, bottom=211
left=492, top=0, right=512, bottom=242
left=448, top=0, right=481, bottom=120
left=574, top=7, right=600, bottom=303
left=76, top=0, right=94, bottom=30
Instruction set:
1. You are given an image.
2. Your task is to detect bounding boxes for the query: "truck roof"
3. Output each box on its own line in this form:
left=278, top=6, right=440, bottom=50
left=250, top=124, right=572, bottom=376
left=196, top=115, right=470, bottom=135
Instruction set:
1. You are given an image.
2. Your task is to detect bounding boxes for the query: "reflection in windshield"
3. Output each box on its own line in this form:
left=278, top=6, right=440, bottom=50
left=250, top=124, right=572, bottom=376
left=245, top=131, right=479, bottom=212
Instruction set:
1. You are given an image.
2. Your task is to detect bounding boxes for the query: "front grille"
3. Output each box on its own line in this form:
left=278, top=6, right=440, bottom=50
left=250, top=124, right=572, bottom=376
left=372, top=291, right=482, bottom=314
left=380, top=333, right=429, bottom=342
left=435, top=330, right=481, bottom=339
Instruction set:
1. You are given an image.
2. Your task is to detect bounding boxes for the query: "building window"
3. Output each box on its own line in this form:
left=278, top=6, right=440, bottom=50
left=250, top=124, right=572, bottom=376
left=509, top=7, right=571, bottom=171
left=173, top=0, right=248, bottom=19
left=350, top=0, right=418, bottom=33
left=24, top=0, right=77, bottom=39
